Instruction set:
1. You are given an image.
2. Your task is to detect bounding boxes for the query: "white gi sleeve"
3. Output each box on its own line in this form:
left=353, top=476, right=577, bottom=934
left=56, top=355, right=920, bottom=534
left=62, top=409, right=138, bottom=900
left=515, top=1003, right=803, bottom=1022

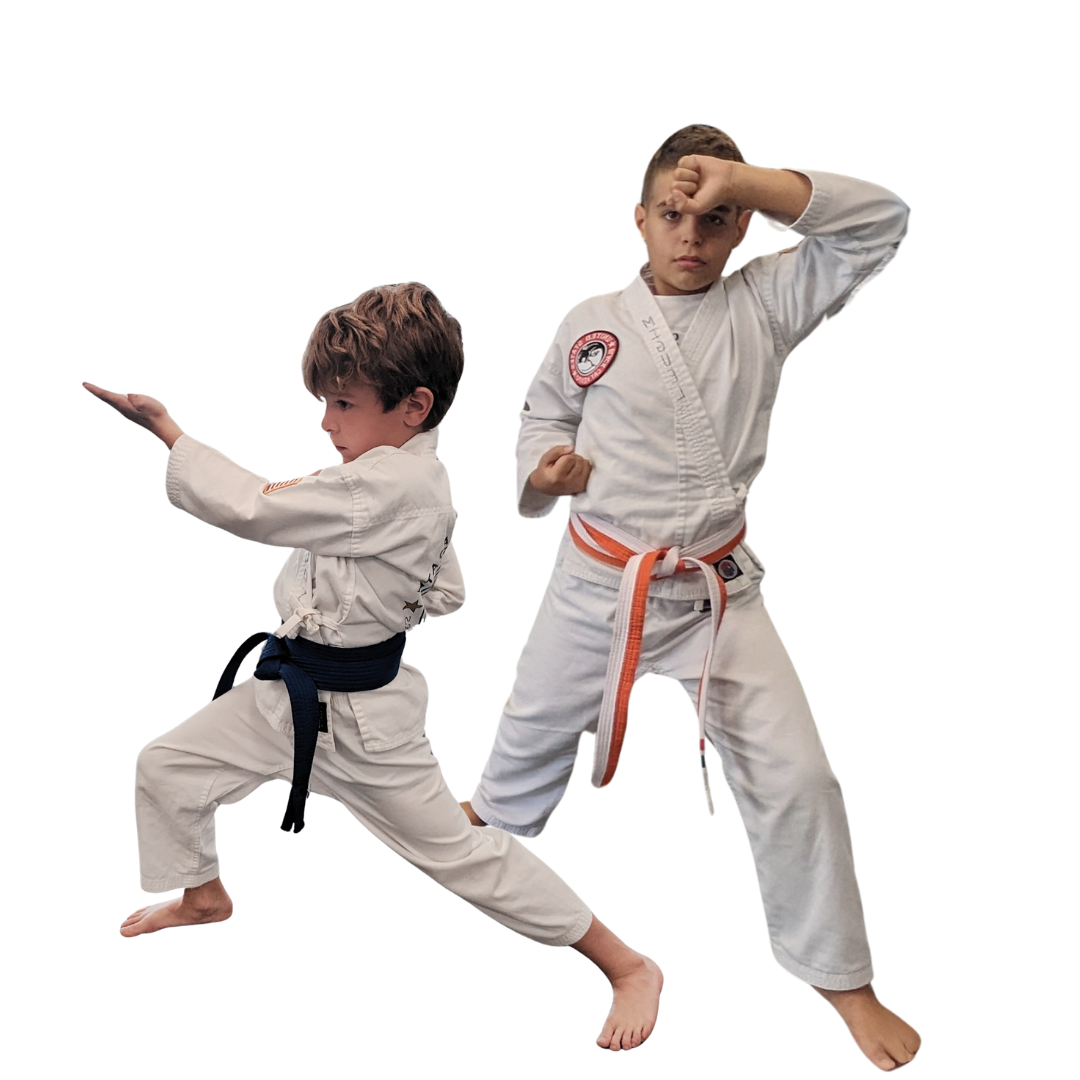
left=166, top=435, right=359, bottom=555
left=744, top=170, right=910, bottom=357
left=516, top=329, right=589, bottom=518
left=421, top=541, right=465, bottom=617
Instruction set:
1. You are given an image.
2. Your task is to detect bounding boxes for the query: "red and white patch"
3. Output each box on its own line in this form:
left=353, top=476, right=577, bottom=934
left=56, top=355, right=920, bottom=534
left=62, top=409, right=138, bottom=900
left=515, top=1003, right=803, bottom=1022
left=569, top=330, right=618, bottom=387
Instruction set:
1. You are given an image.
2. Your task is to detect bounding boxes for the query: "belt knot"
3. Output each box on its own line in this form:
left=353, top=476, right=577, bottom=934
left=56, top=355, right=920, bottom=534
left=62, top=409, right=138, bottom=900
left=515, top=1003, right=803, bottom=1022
left=654, top=546, right=682, bottom=578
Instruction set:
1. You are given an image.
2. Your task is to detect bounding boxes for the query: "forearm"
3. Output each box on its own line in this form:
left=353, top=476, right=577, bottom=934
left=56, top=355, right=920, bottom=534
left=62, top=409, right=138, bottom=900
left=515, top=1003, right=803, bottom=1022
left=728, top=164, right=812, bottom=219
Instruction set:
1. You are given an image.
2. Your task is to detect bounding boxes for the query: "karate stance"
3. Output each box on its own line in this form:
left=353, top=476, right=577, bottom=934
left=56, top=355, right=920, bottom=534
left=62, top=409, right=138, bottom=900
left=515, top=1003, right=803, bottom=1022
left=85, top=283, right=662, bottom=1051
left=462, top=127, right=921, bottom=1070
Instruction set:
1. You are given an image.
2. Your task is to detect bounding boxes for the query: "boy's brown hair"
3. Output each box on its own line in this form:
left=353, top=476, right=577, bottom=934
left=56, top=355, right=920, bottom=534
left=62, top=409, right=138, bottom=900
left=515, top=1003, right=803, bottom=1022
left=641, top=124, right=745, bottom=206
left=302, top=282, right=464, bottom=430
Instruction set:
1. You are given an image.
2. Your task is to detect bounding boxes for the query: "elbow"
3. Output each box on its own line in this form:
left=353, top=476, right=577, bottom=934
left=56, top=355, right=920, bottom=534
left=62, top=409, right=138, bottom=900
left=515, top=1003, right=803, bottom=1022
left=887, top=195, right=911, bottom=244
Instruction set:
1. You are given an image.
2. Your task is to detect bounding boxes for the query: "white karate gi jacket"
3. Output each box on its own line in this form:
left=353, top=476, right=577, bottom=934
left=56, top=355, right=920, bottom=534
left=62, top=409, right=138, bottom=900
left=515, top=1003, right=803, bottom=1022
left=166, top=428, right=463, bottom=751
left=517, top=170, right=909, bottom=597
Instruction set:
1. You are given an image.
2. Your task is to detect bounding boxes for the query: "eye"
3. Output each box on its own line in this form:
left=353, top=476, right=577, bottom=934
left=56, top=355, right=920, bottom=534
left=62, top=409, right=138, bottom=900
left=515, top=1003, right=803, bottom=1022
left=335, top=399, right=352, bottom=410
left=663, top=210, right=681, bottom=222
left=704, top=214, right=728, bottom=228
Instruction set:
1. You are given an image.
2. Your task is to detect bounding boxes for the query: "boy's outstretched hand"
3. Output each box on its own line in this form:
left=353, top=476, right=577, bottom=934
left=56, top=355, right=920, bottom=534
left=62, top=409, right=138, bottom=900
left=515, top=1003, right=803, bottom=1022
left=530, top=444, right=592, bottom=496
left=83, top=382, right=184, bottom=449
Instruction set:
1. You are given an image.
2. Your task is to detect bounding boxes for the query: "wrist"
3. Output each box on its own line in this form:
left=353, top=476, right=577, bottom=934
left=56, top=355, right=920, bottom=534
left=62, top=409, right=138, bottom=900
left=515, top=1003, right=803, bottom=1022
left=159, top=420, right=183, bottom=450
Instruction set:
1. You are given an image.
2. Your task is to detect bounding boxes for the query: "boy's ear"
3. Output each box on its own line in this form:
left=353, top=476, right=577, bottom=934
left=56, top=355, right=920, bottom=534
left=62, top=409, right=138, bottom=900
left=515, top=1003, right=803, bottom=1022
left=402, top=387, right=435, bottom=429
left=732, top=208, right=753, bottom=248
left=634, top=203, right=647, bottom=235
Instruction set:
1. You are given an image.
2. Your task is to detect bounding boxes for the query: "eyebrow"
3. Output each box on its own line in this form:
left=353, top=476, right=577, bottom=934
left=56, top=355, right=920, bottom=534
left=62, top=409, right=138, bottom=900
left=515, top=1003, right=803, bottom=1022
left=656, top=199, right=731, bottom=214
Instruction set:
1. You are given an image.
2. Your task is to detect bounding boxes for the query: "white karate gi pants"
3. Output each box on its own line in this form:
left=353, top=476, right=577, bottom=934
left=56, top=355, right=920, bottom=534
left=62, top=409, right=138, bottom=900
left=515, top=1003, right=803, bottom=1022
left=135, top=678, right=592, bottom=947
left=472, top=571, right=873, bottom=988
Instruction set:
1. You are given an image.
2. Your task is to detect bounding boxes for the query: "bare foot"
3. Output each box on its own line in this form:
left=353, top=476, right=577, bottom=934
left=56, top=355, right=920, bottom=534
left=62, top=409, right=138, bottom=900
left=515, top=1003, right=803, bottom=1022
left=571, top=916, right=663, bottom=1050
left=595, top=954, right=664, bottom=1051
left=120, top=877, right=233, bottom=937
left=815, top=984, right=921, bottom=1070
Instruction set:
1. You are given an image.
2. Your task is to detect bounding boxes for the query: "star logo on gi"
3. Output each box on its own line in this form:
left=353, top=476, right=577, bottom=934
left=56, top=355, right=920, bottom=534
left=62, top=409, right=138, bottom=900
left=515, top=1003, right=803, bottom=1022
left=403, top=600, right=422, bottom=612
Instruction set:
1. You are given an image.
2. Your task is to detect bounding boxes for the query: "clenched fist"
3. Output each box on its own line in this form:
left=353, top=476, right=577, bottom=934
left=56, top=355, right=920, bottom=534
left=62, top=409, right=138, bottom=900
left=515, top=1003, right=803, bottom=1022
left=529, top=444, right=592, bottom=496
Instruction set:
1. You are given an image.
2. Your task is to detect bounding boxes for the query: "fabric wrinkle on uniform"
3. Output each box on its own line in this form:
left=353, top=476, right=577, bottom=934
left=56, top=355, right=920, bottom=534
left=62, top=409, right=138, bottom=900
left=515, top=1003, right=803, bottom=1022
left=136, top=427, right=593, bottom=947
left=471, top=170, right=909, bottom=989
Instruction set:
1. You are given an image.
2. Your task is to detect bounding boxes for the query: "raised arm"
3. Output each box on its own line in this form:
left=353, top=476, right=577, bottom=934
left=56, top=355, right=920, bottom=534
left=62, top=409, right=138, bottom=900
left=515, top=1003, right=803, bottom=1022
left=670, top=159, right=910, bottom=355
left=85, top=383, right=355, bottom=552
left=669, top=157, right=813, bottom=221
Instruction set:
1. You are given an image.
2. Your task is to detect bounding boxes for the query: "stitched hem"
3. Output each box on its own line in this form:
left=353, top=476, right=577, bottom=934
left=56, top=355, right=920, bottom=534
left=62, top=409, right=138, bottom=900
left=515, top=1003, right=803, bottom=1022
left=771, top=941, right=873, bottom=990
left=547, top=909, right=593, bottom=948
left=140, top=866, right=221, bottom=894
left=469, top=791, right=546, bottom=838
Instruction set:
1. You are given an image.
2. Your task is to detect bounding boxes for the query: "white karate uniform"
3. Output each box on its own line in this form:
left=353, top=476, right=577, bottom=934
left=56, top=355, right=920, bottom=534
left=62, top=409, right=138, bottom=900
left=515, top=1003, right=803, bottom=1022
left=472, top=171, right=909, bottom=986
left=135, top=430, right=592, bottom=947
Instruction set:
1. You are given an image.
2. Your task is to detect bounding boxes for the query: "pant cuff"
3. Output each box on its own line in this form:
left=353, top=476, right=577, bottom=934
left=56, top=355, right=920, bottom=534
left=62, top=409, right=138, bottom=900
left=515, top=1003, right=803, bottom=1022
left=468, top=790, right=544, bottom=838
left=768, top=941, right=876, bottom=989
left=552, top=907, right=596, bottom=950
left=140, top=868, right=222, bottom=894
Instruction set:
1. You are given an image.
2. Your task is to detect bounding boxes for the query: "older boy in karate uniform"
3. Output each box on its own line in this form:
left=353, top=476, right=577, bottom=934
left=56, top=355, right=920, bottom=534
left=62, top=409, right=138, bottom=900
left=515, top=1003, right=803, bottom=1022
left=464, top=127, right=920, bottom=1070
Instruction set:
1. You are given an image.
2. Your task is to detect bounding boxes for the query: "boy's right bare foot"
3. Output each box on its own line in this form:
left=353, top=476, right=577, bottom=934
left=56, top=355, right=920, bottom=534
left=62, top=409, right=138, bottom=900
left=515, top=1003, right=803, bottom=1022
left=120, top=877, right=233, bottom=937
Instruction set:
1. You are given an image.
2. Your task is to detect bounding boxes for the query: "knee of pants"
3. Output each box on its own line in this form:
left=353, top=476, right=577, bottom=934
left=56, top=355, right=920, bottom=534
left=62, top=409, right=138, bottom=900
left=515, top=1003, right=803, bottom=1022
left=135, top=739, right=169, bottom=794
left=771, top=758, right=844, bottom=816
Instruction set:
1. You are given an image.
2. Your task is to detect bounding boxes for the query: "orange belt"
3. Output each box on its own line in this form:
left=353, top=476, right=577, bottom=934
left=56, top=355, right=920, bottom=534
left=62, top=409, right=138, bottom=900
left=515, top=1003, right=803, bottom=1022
left=568, top=511, right=746, bottom=812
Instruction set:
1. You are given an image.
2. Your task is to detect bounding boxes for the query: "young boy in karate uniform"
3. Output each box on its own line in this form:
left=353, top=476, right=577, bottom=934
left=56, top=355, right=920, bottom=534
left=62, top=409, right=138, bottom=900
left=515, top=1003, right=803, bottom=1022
left=463, top=128, right=921, bottom=1070
left=85, top=282, right=662, bottom=1051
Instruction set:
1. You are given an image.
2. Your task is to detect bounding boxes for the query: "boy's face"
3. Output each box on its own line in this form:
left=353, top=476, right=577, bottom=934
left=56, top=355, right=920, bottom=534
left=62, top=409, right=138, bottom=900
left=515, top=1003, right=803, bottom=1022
left=634, top=167, right=751, bottom=295
left=320, top=379, right=413, bottom=463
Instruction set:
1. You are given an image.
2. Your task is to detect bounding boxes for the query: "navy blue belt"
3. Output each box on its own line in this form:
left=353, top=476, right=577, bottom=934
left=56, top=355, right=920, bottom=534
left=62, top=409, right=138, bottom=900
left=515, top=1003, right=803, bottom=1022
left=213, top=630, right=406, bottom=833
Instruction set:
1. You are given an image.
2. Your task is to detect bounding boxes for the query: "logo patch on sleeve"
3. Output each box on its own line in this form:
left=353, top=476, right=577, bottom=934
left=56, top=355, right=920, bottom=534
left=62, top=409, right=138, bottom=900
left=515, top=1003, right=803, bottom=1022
left=569, top=331, right=618, bottom=387
left=262, top=477, right=303, bottom=495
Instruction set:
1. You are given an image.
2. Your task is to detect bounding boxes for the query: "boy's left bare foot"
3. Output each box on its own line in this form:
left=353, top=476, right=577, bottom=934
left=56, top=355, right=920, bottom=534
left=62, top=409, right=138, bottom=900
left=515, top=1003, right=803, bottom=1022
left=595, top=953, right=664, bottom=1050
left=571, top=916, right=663, bottom=1050
left=815, top=984, right=920, bottom=1070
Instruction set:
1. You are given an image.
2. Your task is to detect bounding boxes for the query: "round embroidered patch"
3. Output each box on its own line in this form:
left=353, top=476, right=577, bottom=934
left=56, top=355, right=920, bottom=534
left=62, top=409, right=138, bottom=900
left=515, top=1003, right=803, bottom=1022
left=715, top=556, right=742, bottom=582
left=569, top=330, right=619, bottom=387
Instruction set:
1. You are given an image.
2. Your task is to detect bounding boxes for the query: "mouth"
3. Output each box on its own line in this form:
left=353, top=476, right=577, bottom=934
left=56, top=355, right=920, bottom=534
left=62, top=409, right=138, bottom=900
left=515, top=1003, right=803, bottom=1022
left=675, top=257, right=706, bottom=270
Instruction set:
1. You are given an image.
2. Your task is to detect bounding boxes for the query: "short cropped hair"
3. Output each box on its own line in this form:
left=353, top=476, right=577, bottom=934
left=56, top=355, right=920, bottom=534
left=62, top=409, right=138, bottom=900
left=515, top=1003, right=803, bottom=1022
left=641, top=124, right=745, bottom=206
left=302, top=282, right=464, bottom=430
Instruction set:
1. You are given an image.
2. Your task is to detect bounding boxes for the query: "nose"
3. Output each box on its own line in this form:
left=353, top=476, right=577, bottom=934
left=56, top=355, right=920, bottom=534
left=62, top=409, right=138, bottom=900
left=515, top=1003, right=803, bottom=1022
left=679, top=215, right=703, bottom=245
left=321, top=404, right=335, bottom=433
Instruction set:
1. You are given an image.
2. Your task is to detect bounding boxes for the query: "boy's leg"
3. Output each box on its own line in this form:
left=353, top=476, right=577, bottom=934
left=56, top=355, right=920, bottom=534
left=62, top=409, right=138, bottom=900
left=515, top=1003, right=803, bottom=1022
left=668, top=584, right=871, bottom=988
left=124, top=679, right=292, bottom=935
left=667, top=585, right=918, bottom=1068
left=470, top=571, right=616, bottom=835
left=313, top=724, right=593, bottom=944
left=309, top=720, right=661, bottom=1049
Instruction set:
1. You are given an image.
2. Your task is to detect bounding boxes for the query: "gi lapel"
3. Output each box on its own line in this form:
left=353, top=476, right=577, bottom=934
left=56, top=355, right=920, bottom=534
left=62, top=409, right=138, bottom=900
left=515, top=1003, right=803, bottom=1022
left=622, top=275, right=741, bottom=520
